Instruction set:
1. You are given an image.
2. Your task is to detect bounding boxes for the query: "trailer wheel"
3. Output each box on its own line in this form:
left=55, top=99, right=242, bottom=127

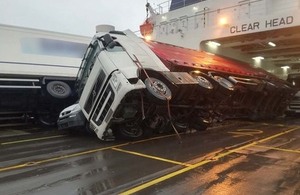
left=145, top=77, right=172, bottom=102
left=46, top=81, right=72, bottom=99
left=195, top=75, right=213, bottom=89
left=189, top=72, right=214, bottom=90
left=213, top=76, right=234, bottom=90
left=190, top=119, right=210, bottom=131
left=211, top=75, right=235, bottom=97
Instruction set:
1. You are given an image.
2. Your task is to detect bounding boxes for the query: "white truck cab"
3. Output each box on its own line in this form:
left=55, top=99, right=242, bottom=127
left=70, top=30, right=175, bottom=140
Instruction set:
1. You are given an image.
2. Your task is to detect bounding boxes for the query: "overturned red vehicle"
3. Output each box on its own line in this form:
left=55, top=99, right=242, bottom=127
left=145, top=41, right=295, bottom=122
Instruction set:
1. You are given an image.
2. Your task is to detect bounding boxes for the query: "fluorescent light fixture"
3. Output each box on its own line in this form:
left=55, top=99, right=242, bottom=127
left=206, top=41, right=221, bottom=47
left=268, top=42, right=276, bottom=47
left=281, top=66, right=290, bottom=69
left=252, top=56, right=264, bottom=60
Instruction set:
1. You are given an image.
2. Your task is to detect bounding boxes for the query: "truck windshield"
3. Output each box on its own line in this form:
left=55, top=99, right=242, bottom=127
left=76, top=40, right=101, bottom=97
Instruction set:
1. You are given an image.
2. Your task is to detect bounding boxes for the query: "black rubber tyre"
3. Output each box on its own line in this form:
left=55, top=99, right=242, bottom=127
left=189, top=71, right=214, bottom=94
left=37, top=113, right=58, bottom=127
left=195, top=75, right=213, bottom=89
left=190, top=72, right=213, bottom=89
left=85, top=122, right=96, bottom=135
left=173, top=120, right=189, bottom=133
left=144, top=77, right=172, bottom=103
left=190, top=119, right=210, bottom=131
left=212, top=75, right=234, bottom=91
left=46, top=81, right=72, bottom=99
left=208, top=74, right=235, bottom=98
left=113, top=120, right=148, bottom=140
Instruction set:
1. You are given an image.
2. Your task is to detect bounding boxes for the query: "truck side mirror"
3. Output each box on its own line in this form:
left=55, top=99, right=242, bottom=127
left=103, top=34, right=117, bottom=49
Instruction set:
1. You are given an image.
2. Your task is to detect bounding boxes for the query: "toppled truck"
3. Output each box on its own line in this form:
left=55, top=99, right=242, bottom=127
left=58, top=29, right=295, bottom=141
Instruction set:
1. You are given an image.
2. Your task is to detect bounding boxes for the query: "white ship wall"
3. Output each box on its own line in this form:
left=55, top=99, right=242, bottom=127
left=148, top=0, right=300, bottom=78
left=151, top=0, right=300, bottom=50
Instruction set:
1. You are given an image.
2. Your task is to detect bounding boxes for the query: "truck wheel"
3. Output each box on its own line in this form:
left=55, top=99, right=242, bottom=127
left=211, top=75, right=235, bottom=97
left=190, top=119, right=210, bottom=131
left=194, top=75, right=213, bottom=89
left=145, top=77, right=172, bottom=102
left=38, top=113, right=57, bottom=127
left=113, top=123, right=142, bottom=140
left=189, top=72, right=213, bottom=90
left=85, top=122, right=96, bottom=135
left=213, top=76, right=234, bottom=90
left=46, top=81, right=72, bottom=99
left=113, top=120, right=149, bottom=140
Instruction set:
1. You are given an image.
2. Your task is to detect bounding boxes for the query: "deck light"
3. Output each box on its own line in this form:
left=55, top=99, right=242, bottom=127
left=281, top=65, right=290, bottom=69
left=252, top=56, right=264, bottom=60
left=206, top=41, right=221, bottom=47
left=268, top=42, right=276, bottom=47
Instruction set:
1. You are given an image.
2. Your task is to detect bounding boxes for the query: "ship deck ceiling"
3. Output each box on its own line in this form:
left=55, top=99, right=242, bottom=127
left=214, top=26, right=300, bottom=69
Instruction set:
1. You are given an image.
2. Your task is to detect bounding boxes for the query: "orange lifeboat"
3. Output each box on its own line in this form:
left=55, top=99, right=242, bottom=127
left=140, top=19, right=154, bottom=37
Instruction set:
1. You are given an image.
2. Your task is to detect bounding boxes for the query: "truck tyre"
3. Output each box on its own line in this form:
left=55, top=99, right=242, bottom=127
left=194, top=75, right=213, bottom=89
left=46, top=81, right=72, bottom=99
left=113, top=121, right=145, bottom=140
left=145, top=77, right=172, bottom=103
left=85, top=122, right=96, bottom=135
left=37, top=113, right=58, bottom=127
left=189, top=71, right=214, bottom=94
left=190, top=119, right=209, bottom=131
left=211, top=75, right=235, bottom=97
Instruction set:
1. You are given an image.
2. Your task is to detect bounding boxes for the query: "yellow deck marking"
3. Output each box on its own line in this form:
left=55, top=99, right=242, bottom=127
left=112, top=147, right=192, bottom=167
left=131, top=133, right=183, bottom=144
left=255, top=145, right=300, bottom=154
left=228, top=129, right=264, bottom=137
left=0, top=133, right=180, bottom=172
left=120, top=126, right=300, bottom=195
left=0, top=143, right=129, bottom=172
left=0, top=135, right=67, bottom=145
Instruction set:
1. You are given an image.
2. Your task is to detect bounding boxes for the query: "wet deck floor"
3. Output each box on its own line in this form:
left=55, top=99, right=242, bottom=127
left=0, top=118, right=299, bottom=195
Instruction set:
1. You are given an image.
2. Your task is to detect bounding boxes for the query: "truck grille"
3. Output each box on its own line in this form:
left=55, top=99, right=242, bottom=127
left=289, top=101, right=300, bottom=110
left=84, top=70, right=105, bottom=114
left=92, top=84, right=115, bottom=126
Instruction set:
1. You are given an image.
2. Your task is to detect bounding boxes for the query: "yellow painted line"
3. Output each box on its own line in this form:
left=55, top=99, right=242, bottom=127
left=0, top=142, right=129, bottom=172
left=228, top=129, right=264, bottom=138
left=0, top=135, right=67, bottom=145
left=120, top=126, right=300, bottom=195
left=0, top=133, right=180, bottom=172
left=120, top=159, right=212, bottom=195
left=130, top=133, right=183, bottom=144
left=112, top=147, right=192, bottom=167
left=255, top=145, right=300, bottom=154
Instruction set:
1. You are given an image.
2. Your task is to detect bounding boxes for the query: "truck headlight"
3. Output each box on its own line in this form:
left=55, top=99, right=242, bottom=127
left=111, top=73, right=119, bottom=89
